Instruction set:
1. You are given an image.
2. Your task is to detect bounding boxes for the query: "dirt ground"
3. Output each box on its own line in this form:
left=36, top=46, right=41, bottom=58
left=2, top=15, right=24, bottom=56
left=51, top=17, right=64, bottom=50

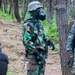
left=0, top=19, right=62, bottom=75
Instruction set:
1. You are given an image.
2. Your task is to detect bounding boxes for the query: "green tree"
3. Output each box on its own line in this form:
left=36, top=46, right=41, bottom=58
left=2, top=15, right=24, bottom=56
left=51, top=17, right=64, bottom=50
left=56, top=0, right=71, bottom=75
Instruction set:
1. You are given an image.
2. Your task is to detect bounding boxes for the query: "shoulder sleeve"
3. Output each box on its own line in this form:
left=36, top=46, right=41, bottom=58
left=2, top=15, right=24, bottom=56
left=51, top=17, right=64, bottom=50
left=22, top=22, right=36, bottom=52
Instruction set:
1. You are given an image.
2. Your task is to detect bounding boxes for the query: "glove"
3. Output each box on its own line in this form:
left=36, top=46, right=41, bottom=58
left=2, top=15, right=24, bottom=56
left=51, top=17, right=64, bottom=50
left=68, top=55, right=74, bottom=68
left=50, top=42, right=55, bottom=50
left=46, top=39, right=55, bottom=51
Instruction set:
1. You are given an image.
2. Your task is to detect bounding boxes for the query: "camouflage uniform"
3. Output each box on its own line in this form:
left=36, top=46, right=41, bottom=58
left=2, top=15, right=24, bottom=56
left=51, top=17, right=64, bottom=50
left=66, top=24, right=75, bottom=75
left=22, top=17, right=46, bottom=75
left=22, top=1, right=46, bottom=75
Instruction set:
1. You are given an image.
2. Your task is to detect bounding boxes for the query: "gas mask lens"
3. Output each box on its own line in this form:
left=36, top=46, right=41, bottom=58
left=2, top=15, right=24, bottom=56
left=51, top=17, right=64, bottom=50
left=37, top=8, right=46, bottom=21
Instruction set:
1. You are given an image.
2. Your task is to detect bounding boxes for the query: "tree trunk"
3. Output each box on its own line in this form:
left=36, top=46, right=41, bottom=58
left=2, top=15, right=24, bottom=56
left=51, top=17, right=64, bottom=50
left=0, top=0, right=2, bottom=9
left=2, top=0, right=8, bottom=13
left=72, top=0, right=75, bottom=20
left=46, top=0, right=54, bottom=23
left=9, top=0, right=14, bottom=19
left=9, top=0, right=13, bottom=14
left=13, top=0, right=21, bottom=22
left=22, top=0, right=28, bottom=20
left=56, top=0, right=71, bottom=75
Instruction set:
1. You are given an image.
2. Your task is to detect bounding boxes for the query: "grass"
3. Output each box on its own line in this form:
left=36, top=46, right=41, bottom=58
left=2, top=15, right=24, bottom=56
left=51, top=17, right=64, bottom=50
left=0, top=10, right=16, bottom=22
left=7, top=72, right=12, bottom=75
left=7, top=72, right=19, bottom=75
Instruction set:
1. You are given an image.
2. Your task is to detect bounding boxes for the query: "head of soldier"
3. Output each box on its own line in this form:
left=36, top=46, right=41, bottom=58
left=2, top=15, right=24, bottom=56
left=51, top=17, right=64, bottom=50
left=28, top=1, right=46, bottom=21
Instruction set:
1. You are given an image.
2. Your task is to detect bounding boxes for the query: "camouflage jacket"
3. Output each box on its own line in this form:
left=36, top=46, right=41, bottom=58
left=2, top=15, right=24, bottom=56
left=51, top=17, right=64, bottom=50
left=22, top=17, right=46, bottom=54
left=66, top=24, right=75, bottom=56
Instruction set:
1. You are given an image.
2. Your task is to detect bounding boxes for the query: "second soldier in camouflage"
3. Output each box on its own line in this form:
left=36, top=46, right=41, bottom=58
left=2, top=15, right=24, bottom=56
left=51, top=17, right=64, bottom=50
left=66, top=23, right=75, bottom=75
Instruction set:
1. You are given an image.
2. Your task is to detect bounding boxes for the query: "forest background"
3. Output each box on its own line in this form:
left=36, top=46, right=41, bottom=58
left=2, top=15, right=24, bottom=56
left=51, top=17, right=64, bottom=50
left=0, top=0, right=75, bottom=75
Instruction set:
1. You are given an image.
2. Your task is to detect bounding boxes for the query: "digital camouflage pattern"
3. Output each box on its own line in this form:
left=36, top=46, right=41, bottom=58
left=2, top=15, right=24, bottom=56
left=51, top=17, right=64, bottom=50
left=22, top=16, right=46, bottom=75
left=66, top=24, right=75, bottom=74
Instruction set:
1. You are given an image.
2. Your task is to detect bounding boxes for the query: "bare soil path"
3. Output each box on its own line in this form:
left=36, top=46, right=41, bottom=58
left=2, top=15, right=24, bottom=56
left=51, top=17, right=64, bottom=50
left=0, top=19, right=62, bottom=75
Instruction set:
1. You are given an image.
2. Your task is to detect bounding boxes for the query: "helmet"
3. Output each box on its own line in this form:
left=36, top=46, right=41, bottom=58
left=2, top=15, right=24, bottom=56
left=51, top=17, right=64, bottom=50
left=28, top=1, right=43, bottom=12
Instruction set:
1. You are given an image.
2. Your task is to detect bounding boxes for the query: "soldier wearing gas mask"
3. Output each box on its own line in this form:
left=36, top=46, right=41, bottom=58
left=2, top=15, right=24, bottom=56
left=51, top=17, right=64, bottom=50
left=22, top=1, right=55, bottom=75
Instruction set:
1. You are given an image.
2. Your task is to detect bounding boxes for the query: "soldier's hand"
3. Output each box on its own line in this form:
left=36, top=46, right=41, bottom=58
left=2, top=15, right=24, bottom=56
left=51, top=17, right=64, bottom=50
left=68, top=55, right=74, bottom=68
left=46, top=39, right=55, bottom=51
left=45, top=38, right=55, bottom=51
left=50, top=42, right=55, bottom=51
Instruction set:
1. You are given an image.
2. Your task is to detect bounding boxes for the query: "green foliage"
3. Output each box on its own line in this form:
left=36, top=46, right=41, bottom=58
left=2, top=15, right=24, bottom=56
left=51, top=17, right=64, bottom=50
left=18, top=0, right=22, bottom=4
left=7, top=72, right=18, bottom=75
left=0, top=10, right=16, bottom=22
left=7, top=72, right=12, bottom=75
left=41, top=16, right=58, bottom=43
left=68, top=5, right=72, bottom=24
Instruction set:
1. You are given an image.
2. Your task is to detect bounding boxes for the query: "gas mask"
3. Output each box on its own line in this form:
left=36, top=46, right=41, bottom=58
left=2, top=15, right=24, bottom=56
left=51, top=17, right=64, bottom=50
left=29, top=8, right=46, bottom=21
left=36, top=8, right=46, bottom=21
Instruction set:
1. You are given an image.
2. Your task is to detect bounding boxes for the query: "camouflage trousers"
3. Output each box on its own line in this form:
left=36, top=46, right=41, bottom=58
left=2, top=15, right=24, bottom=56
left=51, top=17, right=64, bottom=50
left=27, top=55, right=46, bottom=75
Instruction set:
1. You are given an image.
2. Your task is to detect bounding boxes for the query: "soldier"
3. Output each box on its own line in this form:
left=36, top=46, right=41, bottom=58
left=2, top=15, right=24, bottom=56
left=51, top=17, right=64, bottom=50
left=22, top=1, right=54, bottom=75
left=66, top=22, right=75, bottom=75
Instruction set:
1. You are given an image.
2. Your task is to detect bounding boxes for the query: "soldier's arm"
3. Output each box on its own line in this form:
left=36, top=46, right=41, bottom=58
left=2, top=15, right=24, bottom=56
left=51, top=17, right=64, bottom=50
left=47, top=39, right=55, bottom=50
left=44, top=38, right=55, bottom=50
left=22, top=23, right=36, bottom=53
left=66, top=24, right=75, bottom=57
